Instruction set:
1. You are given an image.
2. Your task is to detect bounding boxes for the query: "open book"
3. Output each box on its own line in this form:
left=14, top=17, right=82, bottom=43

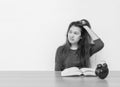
left=61, top=67, right=96, bottom=77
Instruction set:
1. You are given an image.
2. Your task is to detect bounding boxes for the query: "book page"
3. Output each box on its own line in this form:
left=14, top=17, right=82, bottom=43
left=61, top=67, right=82, bottom=76
left=80, top=68, right=96, bottom=76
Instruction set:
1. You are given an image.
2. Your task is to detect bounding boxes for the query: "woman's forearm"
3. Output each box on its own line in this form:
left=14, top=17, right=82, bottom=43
left=83, top=26, right=100, bottom=41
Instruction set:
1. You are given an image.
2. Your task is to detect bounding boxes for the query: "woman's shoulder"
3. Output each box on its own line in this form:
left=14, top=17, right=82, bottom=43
left=56, top=45, right=65, bottom=52
left=55, top=45, right=66, bottom=57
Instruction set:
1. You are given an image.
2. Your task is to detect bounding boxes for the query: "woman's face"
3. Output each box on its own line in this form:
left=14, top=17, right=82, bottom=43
left=68, top=26, right=82, bottom=44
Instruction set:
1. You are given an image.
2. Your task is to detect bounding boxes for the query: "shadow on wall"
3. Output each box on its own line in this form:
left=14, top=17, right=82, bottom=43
left=90, top=50, right=105, bottom=68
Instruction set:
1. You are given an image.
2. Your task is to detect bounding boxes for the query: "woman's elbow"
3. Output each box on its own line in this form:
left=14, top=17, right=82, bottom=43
left=100, top=41, right=104, bottom=50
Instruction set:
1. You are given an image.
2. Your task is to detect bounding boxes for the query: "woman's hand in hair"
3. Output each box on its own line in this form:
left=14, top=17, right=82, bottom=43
left=83, top=25, right=91, bottom=31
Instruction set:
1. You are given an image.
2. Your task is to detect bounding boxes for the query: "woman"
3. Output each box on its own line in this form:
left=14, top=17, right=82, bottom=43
left=55, top=19, right=104, bottom=71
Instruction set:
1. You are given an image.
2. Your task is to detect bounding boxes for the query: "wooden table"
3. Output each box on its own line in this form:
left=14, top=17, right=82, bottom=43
left=0, top=71, right=119, bottom=87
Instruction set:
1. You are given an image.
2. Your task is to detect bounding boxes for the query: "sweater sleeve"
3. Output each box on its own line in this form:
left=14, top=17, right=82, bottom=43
left=90, top=38, right=104, bottom=56
left=55, top=46, right=65, bottom=71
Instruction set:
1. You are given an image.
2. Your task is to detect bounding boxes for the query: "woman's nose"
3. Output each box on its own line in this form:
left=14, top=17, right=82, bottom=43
left=70, top=34, right=74, bottom=38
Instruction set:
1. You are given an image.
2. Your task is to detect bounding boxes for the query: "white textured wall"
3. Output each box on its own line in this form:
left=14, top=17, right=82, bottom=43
left=0, top=0, right=119, bottom=71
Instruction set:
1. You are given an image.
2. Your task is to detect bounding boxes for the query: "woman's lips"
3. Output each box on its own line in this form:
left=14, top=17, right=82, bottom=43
left=69, top=38, right=74, bottom=41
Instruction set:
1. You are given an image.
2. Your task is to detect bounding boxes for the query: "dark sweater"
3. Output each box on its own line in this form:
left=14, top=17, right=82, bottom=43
left=55, top=39, right=104, bottom=71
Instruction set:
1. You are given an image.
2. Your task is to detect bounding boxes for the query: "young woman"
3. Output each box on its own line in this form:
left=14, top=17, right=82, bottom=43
left=55, top=19, right=104, bottom=71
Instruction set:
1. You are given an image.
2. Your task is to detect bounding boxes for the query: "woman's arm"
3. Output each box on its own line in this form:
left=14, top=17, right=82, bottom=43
left=83, top=26, right=99, bottom=41
left=83, top=26, right=104, bottom=56
left=55, top=46, right=64, bottom=71
left=90, top=39, right=104, bottom=56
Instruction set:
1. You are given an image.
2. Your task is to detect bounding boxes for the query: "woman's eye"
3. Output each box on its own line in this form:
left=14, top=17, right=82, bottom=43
left=74, top=32, right=79, bottom=35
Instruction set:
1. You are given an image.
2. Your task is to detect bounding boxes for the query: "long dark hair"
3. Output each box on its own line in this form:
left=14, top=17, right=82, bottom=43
left=63, top=21, right=92, bottom=67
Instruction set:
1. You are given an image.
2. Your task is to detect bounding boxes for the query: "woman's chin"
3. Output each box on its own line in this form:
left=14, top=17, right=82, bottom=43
left=69, top=41, right=77, bottom=44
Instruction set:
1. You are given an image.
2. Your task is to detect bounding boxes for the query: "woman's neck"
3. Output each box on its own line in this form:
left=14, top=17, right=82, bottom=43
left=70, top=44, right=78, bottom=50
